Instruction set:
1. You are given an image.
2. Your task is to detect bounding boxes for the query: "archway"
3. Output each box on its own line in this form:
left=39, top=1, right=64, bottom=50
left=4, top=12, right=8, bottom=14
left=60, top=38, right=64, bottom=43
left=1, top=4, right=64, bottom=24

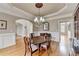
left=16, top=19, right=33, bottom=38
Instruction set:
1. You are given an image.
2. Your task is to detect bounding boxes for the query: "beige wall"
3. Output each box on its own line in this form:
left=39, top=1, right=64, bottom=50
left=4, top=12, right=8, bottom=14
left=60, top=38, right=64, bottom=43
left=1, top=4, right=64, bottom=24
left=48, top=19, right=58, bottom=32
left=48, top=17, right=74, bottom=32
left=0, top=13, right=19, bottom=34
left=0, top=13, right=20, bottom=48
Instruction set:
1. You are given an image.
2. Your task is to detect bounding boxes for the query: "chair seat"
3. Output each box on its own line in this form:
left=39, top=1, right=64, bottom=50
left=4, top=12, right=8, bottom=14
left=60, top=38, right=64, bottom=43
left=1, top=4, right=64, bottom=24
left=31, top=44, right=38, bottom=51
left=41, top=45, right=47, bottom=48
left=41, top=43, right=48, bottom=48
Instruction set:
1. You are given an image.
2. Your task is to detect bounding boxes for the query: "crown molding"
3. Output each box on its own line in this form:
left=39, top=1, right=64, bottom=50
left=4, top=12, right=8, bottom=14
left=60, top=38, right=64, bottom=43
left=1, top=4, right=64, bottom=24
left=73, top=3, right=78, bottom=15
left=46, top=13, right=73, bottom=21
left=0, top=4, right=35, bottom=20
left=44, top=3, right=77, bottom=20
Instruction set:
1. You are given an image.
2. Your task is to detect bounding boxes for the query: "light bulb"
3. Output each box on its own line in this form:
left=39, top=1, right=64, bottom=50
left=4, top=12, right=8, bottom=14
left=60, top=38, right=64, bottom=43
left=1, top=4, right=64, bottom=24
left=40, top=17, right=43, bottom=22
left=34, top=17, right=38, bottom=22
left=42, top=17, right=45, bottom=22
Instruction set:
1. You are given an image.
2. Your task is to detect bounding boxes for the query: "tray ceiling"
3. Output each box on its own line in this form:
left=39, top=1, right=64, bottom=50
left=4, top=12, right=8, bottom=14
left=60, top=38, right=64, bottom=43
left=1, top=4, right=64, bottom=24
left=11, top=3, right=65, bottom=16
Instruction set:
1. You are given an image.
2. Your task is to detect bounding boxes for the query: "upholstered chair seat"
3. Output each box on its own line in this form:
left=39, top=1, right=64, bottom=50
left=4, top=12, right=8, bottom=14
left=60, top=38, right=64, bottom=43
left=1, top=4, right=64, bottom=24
left=31, top=44, right=38, bottom=51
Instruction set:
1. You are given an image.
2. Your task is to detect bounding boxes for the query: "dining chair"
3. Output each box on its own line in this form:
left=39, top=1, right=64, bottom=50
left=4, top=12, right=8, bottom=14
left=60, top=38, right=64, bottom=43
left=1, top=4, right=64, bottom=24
left=24, top=36, right=38, bottom=56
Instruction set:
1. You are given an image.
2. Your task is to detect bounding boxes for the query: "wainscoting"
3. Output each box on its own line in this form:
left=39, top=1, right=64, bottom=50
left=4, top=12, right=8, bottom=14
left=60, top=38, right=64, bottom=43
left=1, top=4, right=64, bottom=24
left=0, top=33, right=16, bottom=49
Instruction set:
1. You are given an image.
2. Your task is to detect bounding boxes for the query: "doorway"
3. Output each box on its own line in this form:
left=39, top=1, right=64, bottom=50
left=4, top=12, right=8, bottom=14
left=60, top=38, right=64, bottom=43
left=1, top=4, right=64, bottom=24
left=16, top=19, right=33, bottom=39
left=59, top=21, right=71, bottom=55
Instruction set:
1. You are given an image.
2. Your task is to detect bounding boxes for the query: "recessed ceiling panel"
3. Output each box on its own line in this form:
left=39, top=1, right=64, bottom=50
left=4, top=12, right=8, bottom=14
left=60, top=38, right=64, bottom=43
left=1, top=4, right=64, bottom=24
left=11, top=3, right=65, bottom=16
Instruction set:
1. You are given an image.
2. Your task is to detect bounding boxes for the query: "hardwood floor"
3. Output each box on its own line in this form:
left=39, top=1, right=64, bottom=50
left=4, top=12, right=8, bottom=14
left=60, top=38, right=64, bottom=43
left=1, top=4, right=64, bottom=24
left=0, top=37, right=77, bottom=56
left=0, top=39, right=25, bottom=56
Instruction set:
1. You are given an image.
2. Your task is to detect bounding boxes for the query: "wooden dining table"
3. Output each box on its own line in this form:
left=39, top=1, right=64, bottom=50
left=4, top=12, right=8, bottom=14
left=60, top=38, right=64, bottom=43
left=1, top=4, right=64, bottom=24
left=31, top=36, right=51, bottom=55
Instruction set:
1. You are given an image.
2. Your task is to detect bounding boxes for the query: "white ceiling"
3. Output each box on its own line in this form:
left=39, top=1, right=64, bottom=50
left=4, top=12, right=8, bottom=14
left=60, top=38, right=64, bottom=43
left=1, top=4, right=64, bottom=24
left=0, top=3, right=77, bottom=21
left=11, top=3, right=65, bottom=16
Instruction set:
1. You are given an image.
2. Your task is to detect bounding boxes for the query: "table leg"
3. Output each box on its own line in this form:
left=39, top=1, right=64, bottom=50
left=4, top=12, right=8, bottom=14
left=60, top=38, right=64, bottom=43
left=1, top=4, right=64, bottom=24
left=38, top=44, right=41, bottom=56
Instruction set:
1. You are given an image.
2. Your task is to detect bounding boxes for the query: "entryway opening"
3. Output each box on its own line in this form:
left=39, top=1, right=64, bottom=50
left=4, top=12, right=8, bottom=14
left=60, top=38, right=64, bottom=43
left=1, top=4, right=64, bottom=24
left=16, top=19, right=33, bottom=39
left=59, top=21, right=72, bottom=55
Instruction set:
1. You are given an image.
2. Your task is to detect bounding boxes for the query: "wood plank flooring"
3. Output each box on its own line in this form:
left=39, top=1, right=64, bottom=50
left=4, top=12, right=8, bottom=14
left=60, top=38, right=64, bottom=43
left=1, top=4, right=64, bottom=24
left=0, top=37, right=78, bottom=56
left=0, top=37, right=59, bottom=56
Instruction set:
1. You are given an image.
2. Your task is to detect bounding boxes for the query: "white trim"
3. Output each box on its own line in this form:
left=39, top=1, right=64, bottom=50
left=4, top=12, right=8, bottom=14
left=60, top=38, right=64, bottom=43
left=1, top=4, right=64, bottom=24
left=46, top=13, right=73, bottom=21
left=0, top=33, right=16, bottom=49
left=44, top=3, right=77, bottom=21
left=0, top=4, right=35, bottom=20
left=73, top=3, right=78, bottom=15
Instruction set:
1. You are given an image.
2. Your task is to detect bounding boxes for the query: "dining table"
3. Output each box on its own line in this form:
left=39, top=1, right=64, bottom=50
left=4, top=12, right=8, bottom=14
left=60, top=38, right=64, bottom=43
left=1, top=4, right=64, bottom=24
left=31, top=36, right=51, bottom=55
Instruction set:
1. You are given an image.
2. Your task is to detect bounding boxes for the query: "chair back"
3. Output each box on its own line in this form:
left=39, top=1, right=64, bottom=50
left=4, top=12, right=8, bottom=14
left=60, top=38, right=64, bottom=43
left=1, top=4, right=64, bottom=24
left=40, top=33, right=51, bottom=39
left=30, top=33, right=35, bottom=39
left=32, top=36, right=40, bottom=40
left=24, top=36, right=31, bottom=49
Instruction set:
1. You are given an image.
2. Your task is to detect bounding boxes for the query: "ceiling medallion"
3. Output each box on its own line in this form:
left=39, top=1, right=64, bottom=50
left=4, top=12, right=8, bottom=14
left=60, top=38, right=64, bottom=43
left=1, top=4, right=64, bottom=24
left=35, top=3, right=43, bottom=8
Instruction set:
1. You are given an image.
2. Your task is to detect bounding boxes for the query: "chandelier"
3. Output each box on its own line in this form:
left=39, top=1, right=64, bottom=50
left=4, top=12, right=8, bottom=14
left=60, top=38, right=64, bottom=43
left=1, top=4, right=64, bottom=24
left=34, top=3, right=45, bottom=25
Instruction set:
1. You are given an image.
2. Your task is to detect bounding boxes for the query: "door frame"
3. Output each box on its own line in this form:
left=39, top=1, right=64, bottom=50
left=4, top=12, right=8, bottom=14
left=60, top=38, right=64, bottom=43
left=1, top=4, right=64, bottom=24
left=58, top=20, right=70, bottom=43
